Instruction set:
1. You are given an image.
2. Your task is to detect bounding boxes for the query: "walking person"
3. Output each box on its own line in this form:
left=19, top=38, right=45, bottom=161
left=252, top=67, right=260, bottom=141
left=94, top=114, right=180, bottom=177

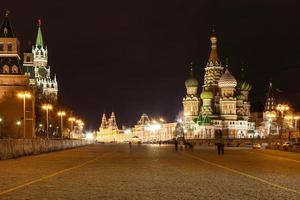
left=221, top=141, right=225, bottom=155
left=174, top=139, right=178, bottom=151
left=216, top=142, right=221, bottom=155
left=129, top=141, right=132, bottom=150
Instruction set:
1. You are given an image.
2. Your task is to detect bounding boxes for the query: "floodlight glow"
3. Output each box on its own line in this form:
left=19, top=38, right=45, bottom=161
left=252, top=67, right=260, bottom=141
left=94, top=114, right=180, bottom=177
left=124, top=129, right=132, bottom=134
left=85, top=132, right=94, bottom=140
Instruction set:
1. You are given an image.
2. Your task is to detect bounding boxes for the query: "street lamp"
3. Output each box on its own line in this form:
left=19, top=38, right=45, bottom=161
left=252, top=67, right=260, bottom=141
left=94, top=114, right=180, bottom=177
left=17, top=91, right=31, bottom=138
left=0, top=117, right=2, bottom=138
left=42, top=104, right=53, bottom=139
left=276, top=104, right=289, bottom=117
left=57, top=111, right=66, bottom=139
left=68, top=117, right=76, bottom=138
left=16, top=120, right=21, bottom=136
left=276, top=104, right=289, bottom=144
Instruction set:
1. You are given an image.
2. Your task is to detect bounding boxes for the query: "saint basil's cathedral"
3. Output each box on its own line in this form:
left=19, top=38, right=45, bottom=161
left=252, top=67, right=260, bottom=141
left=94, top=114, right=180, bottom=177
left=182, top=29, right=255, bottom=139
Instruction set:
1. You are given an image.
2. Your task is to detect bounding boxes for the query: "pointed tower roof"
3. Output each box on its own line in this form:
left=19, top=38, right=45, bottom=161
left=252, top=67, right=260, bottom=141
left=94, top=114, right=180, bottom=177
left=109, top=112, right=118, bottom=129
left=265, top=80, right=276, bottom=112
left=35, top=19, right=44, bottom=48
left=208, top=25, right=220, bottom=66
left=100, top=113, right=107, bottom=129
left=0, top=11, right=15, bottom=37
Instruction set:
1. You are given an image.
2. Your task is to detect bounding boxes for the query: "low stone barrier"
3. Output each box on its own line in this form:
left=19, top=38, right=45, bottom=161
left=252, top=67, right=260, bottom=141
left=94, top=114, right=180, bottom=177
left=0, top=138, right=93, bottom=160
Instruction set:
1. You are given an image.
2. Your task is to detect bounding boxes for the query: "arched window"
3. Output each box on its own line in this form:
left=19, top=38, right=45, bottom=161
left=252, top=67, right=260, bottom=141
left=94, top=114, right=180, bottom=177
left=3, top=65, right=9, bottom=73
left=12, top=65, right=18, bottom=73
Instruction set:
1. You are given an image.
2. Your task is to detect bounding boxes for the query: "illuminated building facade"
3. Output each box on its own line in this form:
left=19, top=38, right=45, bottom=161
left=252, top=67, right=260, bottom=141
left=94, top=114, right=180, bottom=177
left=182, top=29, right=255, bottom=139
left=96, top=113, right=176, bottom=143
left=0, top=12, right=36, bottom=138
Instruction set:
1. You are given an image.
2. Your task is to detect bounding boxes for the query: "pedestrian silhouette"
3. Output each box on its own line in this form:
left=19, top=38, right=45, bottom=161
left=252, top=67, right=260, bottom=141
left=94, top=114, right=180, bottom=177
left=174, top=139, right=178, bottom=151
left=129, top=141, right=132, bottom=150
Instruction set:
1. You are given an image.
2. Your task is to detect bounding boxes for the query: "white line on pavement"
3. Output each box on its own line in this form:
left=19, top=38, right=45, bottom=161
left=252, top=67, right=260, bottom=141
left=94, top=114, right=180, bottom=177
left=0, top=153, right=111, bottom=197
left=243, top=150, right=300, bottom=164
left=184, top=153, right=300, bottom=195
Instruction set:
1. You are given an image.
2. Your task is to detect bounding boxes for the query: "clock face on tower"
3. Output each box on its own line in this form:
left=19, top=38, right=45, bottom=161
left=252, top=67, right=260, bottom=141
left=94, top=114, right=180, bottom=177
left=38, top=67, right=48, bottom=78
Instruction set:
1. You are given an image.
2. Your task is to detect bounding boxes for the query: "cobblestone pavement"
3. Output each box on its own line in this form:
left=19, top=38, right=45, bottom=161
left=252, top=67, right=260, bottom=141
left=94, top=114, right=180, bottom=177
left=0, top=144, right=299, bottom=200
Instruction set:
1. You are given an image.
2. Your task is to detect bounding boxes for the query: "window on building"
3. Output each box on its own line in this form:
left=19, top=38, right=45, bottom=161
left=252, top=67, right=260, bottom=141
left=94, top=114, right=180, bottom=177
left=7, top=43, right=13, bottom=51
left=3, top=65, right=9, bottom=73
left=0, top=43, right=3, bottom=51
left=12, top=65, right=18, bottom=73
left=26, top=56, right=31, bottom=62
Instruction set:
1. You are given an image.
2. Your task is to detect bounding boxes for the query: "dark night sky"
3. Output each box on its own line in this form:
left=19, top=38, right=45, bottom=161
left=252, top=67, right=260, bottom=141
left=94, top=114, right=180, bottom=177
left=2, top=0, right=300, bottom=129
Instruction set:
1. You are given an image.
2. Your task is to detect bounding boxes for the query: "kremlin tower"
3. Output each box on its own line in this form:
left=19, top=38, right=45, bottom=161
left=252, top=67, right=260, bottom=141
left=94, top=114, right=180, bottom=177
left=23, top=20, right=58, bottom=103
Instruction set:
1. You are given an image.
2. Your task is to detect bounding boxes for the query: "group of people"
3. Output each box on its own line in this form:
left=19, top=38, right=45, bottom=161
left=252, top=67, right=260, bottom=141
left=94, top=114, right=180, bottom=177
left=129, top=139, right=225, bottom=155
left=174, top=139, right=194, bottom=151
left=174, top=138, right=225, bottom=155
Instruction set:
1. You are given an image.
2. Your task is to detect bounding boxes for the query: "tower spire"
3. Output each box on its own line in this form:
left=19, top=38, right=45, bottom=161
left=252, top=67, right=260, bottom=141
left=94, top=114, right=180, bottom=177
left=265, top=80, right=276, bottom=111
left=36, top=19, right=44, bottom=48
left=0, top=11, right=15, bottom=37
left=189, top=62, right=194, bottom=77
left=208, top=25, right=220, bottom=66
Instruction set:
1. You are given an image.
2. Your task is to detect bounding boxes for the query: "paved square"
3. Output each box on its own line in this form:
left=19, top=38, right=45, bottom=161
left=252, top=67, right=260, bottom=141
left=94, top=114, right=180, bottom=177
left=0, top=144, right=299, bottom=200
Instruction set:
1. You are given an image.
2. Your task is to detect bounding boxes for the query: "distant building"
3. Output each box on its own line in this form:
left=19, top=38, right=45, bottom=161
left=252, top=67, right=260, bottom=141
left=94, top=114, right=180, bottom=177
left=182, top=28, right=256, bottom=139
left=96, top=112, right=120, bottom=142
left=0, top=12, right=36, bottom=138
left=96, top=113, right=176, bottom=143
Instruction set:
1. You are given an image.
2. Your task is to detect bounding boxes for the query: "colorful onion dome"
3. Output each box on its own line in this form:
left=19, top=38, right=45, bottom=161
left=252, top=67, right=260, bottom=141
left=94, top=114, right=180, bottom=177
left=185, top=77, right=199, bottom=87
left=185, top=63, right=199, bottom=87
left=238, top=81, right=252, bottom=91
left=218, top=68, right=237, bottom=88
left=200, top=90, right=214, bottom=99
left=236, top=93, right=245, bottom=100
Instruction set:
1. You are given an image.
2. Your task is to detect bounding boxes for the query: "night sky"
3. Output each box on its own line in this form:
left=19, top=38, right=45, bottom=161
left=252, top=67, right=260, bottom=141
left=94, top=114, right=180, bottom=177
left=2, top=0, right=300, bottom=129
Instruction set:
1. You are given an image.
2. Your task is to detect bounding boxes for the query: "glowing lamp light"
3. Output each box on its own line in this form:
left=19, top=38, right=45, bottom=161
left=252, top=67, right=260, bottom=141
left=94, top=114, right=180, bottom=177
left=17, top=92, right=31, bottom=99
left=85, top=132, right=94, bottom=140
left=57, top=111, right=66, bottom=116
left=124, top=129, right=132, bottom=134
left=42, top=104, right=53, bottom=110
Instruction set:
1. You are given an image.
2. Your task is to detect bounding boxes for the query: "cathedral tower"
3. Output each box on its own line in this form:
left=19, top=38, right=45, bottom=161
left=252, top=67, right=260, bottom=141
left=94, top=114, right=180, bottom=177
left=203, top=27, right=224, bottom=94
left=182, top=63, right=200, bottom=121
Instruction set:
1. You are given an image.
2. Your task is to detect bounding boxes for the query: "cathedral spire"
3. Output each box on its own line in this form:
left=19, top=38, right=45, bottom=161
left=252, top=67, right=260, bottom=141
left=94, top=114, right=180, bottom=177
left=36, top=19, right=44, bottom=48
left=208, top=25, right=220, bottom=66
left=0, top=11, right=15, bottom=37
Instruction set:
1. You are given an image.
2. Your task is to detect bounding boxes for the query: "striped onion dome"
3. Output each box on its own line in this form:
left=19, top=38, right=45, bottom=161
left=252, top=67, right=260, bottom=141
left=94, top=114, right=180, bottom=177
left=218, top=68, right=237, bottom=88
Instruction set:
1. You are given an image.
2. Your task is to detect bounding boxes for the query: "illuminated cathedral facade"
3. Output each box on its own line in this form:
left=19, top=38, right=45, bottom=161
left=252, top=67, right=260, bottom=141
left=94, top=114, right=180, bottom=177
left=182, top=29, right=255, bottom=139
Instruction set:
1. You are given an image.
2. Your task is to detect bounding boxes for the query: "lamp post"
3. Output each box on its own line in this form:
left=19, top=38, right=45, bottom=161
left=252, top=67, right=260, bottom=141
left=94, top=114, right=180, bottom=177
left=42, top=104, right=53, bottom=139
left=68, top=117, right=76, bottom=138
left=0, top=117, right=2, bottom=138
left=276, top=104, right=289, bottom=144
left=17, top=91, right=31, bottom=138
left=57, top=111, right=66, bottom=139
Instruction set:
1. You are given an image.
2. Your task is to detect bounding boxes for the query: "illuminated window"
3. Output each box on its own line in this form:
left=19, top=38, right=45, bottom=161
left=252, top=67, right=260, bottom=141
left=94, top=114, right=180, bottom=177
left=12, top=65, right=18, bottom=73
left=3, top=65, right=9, bottom=73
